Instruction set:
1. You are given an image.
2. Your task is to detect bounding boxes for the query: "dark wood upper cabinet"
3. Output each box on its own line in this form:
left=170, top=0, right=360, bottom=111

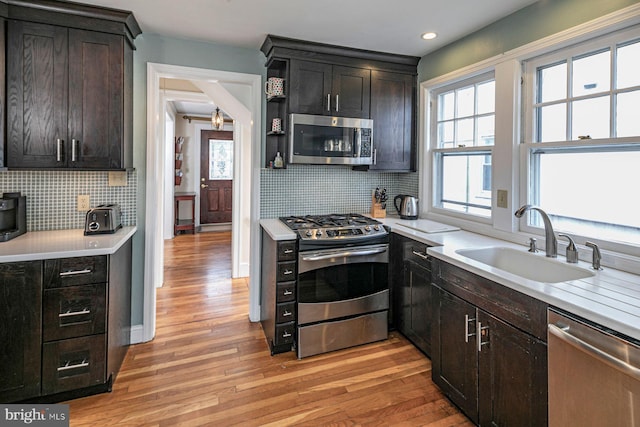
left=5, top=0, right=140, bottom=170
left=370, top=70, right=416, bottom=171
left=261, top=35, right=419, bottom=170
left=289, top=60, right=370, bottom=118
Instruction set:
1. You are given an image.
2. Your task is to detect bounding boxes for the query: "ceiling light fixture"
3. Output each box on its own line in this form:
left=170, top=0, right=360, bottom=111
left=421, top=32, right=437, bottom=40
left=212, top=107, right=224, bottom=130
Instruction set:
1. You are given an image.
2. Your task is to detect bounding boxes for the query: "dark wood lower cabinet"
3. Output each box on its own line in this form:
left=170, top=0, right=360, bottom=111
left=431, top=258, right=548, bottom=426
left=0, top=262, right=42, bottom=402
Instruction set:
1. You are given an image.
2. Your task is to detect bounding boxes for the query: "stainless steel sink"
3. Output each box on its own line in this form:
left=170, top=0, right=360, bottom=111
left=455, top=246, right=595, bottom=283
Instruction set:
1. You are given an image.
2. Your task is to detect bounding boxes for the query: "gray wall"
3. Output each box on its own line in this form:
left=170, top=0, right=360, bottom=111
left=418, top=0, right=639, bottom=81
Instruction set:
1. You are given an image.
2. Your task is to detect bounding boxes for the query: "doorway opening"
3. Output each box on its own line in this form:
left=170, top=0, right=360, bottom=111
left=143, top=63, right=262, bottom=343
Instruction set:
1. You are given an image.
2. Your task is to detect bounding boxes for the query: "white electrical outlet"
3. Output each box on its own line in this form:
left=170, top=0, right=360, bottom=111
left=78, top=195, right=90, bottom=212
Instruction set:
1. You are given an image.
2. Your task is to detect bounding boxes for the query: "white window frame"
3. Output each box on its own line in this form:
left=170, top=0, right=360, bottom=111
left=420, top=4, right=640, bottom=271
left=429, top=72, right=496, bottom=223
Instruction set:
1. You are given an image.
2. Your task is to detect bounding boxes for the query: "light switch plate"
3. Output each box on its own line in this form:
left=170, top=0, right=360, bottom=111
left=497, top=190, right=508, bottom=208
left=109, top=171, right=127, bottom=187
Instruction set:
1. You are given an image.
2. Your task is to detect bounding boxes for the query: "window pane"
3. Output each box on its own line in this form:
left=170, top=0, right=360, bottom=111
left=616, top=90, right=640, bottom=137
left=477, top=115, right=495, bottom=146
left=538, top=104, right=566, bottom=142
left=209, top=139, right=233, bottom=180
left=456, top=86, right=475, bottom=117
left=477, top=81, right=495, bottom=115
left=539, top=62, right=567, bottom=103
left=616, top=41, right=640, bottom=89
left=571, top=96, right=610, bottom=139
left=439, top=92, right=455, bottom=121
left=534, top=150, right=640, bottom=242
left=440, top=154, right=491, bottom=217
left=572, top=50, right=610, bottom=96
left=438, top=121, right=455, bottom=148
left=456, top=118, right=474, bottom=147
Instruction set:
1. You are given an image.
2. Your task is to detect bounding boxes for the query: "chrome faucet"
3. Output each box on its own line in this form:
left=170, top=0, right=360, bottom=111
left=515, top=205, right=557, bottom=258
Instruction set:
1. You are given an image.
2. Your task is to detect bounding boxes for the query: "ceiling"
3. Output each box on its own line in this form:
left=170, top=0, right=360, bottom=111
left=74, top=0, right=538, bottom=57
left=75, top=0, right=539, bottom=117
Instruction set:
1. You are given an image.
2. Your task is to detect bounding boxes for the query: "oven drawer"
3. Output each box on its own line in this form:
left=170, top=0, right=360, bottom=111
left=276, top=261, right=296, bottom=282
left=297, top=310, right=388, bottom=358
left=42, top=334, right=106, bottom=395
left=277, top=241, right=296, bottom=261
left=276, top=281, right=296, bottom=303
left=274, top=322, right=295, bottom=347
left=276, top=302, right=296, bottom=323
left=43, top=283, right=107, bottom=342
left=44, top=256, right=108, bottom=288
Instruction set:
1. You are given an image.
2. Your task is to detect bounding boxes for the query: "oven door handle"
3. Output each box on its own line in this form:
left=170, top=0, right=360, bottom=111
left=301, top=247, right=387, bottom=262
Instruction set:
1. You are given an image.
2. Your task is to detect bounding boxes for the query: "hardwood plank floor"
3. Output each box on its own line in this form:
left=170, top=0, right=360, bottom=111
left=67, top=232, right=473, bottom=426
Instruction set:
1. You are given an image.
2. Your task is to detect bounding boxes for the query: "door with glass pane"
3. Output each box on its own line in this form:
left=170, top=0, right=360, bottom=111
left=200, top=130, right=233, bottom=224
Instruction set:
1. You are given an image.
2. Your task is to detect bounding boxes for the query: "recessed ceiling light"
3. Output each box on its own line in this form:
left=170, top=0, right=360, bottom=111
left=421, top=32, right=437, bottom=40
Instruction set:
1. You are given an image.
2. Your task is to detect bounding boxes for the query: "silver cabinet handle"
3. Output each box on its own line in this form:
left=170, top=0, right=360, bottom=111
left=282, top=310, right=293, bottom=317
left=477, top=321, right=489, bottom=352
left=283, top=289, right=293, bottom=296
left=549, top=323, right=640, bottom=380
left=327, top=93, right=331, bottom=112
left=282, top=269, right=293, bottom=275
left=283, top=249, right=294, bottom=254
left=71, top=139, right=78, bottom=162
left=412, top=250, right=429, bottom=260
left=464, top=314, right=476, bottom=343
left=336, top=94, right=339, bottom=112
left=59, top=309, right=91, bottom=318
left=59, top=269, right=92, bottom=277
left=56, top=139, right=63, bottom=162
left=57, top=360, right=89, bottom=372
left=282, top=331, right=292, bottom=338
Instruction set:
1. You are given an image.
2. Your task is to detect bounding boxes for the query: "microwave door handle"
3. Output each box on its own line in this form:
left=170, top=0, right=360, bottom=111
left=354, top=128, right=361, bottom=158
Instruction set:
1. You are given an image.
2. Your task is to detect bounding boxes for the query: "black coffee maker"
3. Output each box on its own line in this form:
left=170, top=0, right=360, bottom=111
left=0, top=192, right=26, bottom=242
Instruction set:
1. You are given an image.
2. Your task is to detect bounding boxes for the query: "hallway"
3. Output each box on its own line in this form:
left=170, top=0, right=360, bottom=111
left=67, top=232, right=471, bottom=426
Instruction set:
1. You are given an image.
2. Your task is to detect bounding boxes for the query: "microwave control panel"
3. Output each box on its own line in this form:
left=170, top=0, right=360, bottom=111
left=360, top=129, right=372, bottom=157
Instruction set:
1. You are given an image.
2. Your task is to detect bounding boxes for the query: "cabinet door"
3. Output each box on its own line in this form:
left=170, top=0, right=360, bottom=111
left=0, top=261, right=42, bottom=402
left=331, top=65, right=370, bottom=118
left=403, top=259, right=432, bottom=355
left=369, top=71, right=415, bottom=171
left=478, top=310, right=548, bottom=427
left=7, top=20, right=68, bottom=168
left=68, top=29, right=124, bottom=169
left=432, top=286, right=479, bottom=424
left=289, top=60, right=332, bottom=115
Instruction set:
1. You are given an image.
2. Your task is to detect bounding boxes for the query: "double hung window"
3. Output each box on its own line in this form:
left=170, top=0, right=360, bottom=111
left=523, top=28, right=640, bottom=244
left=431, top=74, right=495, bottom=218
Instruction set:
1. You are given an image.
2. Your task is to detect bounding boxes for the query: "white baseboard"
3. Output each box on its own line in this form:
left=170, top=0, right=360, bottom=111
left=130, top=324, right=146, bottom=344
left=199, top=223, right=232, bottom=232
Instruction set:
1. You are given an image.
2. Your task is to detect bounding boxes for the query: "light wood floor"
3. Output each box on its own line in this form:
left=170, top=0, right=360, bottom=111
left=67, top=232, right=473, bottom=426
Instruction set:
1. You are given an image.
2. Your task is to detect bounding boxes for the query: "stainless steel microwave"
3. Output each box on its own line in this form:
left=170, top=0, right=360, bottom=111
left=288, top=114, right=373, bottom=165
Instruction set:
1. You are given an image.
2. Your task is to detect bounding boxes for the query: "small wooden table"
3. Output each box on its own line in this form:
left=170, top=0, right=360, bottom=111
left=174, top=192, right=196, bottom=235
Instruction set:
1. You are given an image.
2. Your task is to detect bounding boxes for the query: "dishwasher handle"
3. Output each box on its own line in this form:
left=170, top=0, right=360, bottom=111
left=548, top=323, right=640, bottom=381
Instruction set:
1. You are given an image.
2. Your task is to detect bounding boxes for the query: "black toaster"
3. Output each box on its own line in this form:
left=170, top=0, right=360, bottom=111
left=84, top=204, right=123, bottom=235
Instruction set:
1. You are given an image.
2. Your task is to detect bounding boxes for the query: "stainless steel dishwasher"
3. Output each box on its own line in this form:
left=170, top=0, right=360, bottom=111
left=548, top=308, right=640, bottom=426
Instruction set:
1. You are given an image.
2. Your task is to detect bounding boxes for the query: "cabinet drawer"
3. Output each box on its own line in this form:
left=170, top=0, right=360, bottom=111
left=404, top=240, right=431, bottom=269
left=277, top=241, right=296, bottom=261
left=42, top=334, right=106, bottom=395
left=276, top=281, right=296, bottom=302
left=44, top=256, right=108, bottom=288
left=276, top=261, right=297, bottom=282
left=276, top=302, right=296, bottom=323
left=274, top=322, right=295, bottom=346
left=43, top=284, right=107, bottom=342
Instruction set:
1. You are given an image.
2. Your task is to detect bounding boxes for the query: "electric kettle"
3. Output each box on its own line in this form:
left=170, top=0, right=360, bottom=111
left=394, top=195, right=419, bottom=219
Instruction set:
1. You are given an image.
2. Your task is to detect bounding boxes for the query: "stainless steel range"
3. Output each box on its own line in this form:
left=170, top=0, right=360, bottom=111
left=280, top=214, right=390, bottom=358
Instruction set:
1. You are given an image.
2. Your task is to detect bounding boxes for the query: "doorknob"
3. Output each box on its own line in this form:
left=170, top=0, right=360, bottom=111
left=201, top=178, right=205, bottom=182
left=201, top=184, right=209, bottom=188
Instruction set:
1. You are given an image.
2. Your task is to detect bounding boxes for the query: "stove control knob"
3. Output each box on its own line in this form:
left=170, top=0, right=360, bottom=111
left=373, top=225, right=380, bottom=231
left=364, top=226, right=371, bottom=232
left=316, top=230, right=323, bottom=237
left=327, top=230, right=336, bottom=237
left=305, top=230, right=313, bottom=237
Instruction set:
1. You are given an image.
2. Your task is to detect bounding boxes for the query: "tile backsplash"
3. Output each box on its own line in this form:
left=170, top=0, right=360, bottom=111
left=0, top=170, right=137, bottom=231
left=260, top=165, right=419, bottom=218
